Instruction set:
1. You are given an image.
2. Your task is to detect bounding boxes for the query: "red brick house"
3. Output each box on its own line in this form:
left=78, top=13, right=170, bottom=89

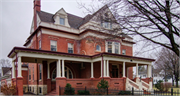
left=7, top=0, right=154, bottom=95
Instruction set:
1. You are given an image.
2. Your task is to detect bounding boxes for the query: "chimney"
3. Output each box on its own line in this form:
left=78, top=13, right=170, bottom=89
left=33, top=0, right=41, bottom=49
left=33, top=0, right=41, bottom=30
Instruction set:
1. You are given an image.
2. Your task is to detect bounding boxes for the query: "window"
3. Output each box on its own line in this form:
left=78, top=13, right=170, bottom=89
left=29, top=69, right=31, bottom=80
left=68, top=43, right=73, bottom=53
left=96, top=45, right=101, bottom=51
left=107, top=41, right=120, bottom=54
left=39, top=40, right=41, bottom=49
left=108, top=42, right=112, bottom=53
left=39, top=64, right=42, bottom=80
left=122, top=49, right=126, bottom=55
left=51, top=40, right=57, bottom=51
left=52, top=66, right=73, bottom=80
left=60, top=17, right=65, bottom=25
left=101, top=21, right=112, bottom=29
left=114, top=42, right=119, bottom=54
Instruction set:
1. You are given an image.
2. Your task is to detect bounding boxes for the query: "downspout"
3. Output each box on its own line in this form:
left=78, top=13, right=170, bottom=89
left=101, top=54, right=104, bottom=79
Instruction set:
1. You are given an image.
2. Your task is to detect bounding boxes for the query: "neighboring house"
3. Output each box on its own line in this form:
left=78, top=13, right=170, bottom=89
left=7, top=0, right=155, bottom=95
left=139, top=68, right=165, bottom=84
left=1, top=67, right=11, bottom=85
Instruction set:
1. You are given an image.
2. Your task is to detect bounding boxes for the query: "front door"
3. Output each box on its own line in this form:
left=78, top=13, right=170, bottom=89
left=112, top=65, right=119, bottom=78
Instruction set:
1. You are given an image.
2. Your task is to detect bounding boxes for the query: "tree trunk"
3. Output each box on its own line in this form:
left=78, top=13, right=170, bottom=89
left=175, top=78, right=179, bottom=87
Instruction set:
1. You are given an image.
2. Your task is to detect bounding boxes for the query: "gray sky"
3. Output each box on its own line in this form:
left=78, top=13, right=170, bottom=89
left=0, top=0, right=102, bottom=59
left=0, top=0, right=174, bottom=61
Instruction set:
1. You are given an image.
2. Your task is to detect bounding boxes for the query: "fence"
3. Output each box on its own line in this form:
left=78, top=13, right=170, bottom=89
left=59, top=86, right=180, bottom=95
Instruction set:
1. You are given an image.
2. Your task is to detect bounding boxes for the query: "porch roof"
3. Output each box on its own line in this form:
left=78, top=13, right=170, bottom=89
left=8, top=47, right=155, bottom=62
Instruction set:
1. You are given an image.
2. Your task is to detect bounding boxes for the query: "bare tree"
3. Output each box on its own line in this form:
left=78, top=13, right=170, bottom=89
left=155, top=48, right=179, bottom=87
left=0, top=59, right=12, bottom=67
left=79, top=0, right=180, bottom=56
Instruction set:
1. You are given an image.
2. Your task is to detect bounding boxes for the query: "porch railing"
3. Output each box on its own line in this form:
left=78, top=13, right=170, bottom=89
left=126, top=78, right=139, bottom=90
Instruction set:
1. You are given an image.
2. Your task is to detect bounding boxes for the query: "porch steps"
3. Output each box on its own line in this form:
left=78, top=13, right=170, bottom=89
left=47, top=90, right=56, bottom=95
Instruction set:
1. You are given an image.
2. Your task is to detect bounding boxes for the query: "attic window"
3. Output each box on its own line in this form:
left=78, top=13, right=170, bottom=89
left=101, top=19, right=112, bottom=29
left=60, top=17, right=65, bottom=25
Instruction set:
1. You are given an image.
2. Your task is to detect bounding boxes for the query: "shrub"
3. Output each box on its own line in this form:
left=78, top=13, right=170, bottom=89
left=97, top=79, right=109, bottom=89
left=161, top=82, right=172, bottom=92
left=155, top=80, right=163, bottom=91
left=118, top=91, right=131, bottom=95
left=78, top=90, right=90, bottom=95
left=64, top=83, right=75, bottom=95
left=1, top=83, right=16, bottom=95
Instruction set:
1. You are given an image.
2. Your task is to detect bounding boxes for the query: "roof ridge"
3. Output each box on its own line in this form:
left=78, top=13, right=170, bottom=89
left=67, top=13, right=83, bottom=19
left=39, top=10, right=54, bottom=15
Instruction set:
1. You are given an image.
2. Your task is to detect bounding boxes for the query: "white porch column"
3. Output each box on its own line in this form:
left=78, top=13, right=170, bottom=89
left=62, top=59, right=65, bottom=77
left=123, top=61, right=126, bottom=77
left=147, top=64, right=152, bottom=77
left=12, top=61, right=15, bottom=78
left=136, top=63, right=138, bottom=77
left=104, top=60, right=106, bottom=77
left=18, top=56, right=22, bottom=77
left=47, top=62, right=50, bottom=79
left=57, top=59, right=61, bottom=77
left=106, top=60, right=109, bottom=77
left=91, top=62, right=94, bottom=78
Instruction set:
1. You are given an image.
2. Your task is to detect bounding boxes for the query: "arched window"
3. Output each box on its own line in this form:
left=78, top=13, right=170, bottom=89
left=52, top=66, right=73, bottom=80
left=96, top=45, right=101, bottom=51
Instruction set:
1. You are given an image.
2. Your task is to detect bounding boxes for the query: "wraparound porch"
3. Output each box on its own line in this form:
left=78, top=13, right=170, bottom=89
left=8, top=47, right=154, bottom=95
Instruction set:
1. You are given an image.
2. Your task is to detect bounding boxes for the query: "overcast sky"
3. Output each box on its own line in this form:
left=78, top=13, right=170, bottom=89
left=0, top=0, right=172, bottom=61
left=0, top=0, right=104, bottom=60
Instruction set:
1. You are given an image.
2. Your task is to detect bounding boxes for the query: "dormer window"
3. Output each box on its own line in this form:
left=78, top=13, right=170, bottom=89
left=60, top=17, right=65, bottom=25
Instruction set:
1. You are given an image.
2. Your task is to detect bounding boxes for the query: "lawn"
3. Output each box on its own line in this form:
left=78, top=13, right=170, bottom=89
left=153, top=85, right=180, bottom=92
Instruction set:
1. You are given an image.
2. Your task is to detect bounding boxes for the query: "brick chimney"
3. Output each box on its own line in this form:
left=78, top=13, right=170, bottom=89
left=34, top=0, right=41, bottom=30
left=33, top=0, right=41, bottom=49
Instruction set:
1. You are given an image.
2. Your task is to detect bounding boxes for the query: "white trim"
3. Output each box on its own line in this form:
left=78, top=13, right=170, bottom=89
left=22, top=68, right=28, bottom=71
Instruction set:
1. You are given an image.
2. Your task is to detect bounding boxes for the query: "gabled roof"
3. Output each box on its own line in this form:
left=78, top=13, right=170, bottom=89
left=37, top=11, right=84, bottom=29
left=36, top=5, right=110, bottom=29
left=2, top=67, right=11, bottom=76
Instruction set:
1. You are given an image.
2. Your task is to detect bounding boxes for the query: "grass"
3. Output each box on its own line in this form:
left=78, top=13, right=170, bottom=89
left=153, top=85, right=180, bottom=93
